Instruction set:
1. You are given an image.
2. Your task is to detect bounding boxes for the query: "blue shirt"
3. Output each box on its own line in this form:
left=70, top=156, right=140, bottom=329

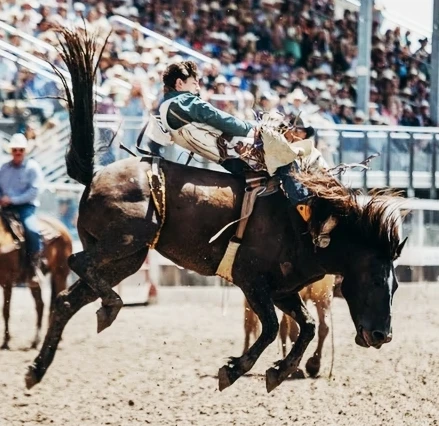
left=0, top=159, right=44, bottom=206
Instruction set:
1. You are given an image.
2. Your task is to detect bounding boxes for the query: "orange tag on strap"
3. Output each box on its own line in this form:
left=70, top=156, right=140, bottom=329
left=296, top=204, right=311, bottom=222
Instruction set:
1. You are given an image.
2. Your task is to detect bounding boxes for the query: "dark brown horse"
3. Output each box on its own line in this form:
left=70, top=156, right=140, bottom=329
left=26, top=30, right=406, bottom=393
left=0, top=214, right=72, bottom=349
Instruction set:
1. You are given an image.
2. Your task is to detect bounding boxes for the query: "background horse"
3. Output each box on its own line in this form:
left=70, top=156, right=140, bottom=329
left=26, top=30, right=405, bottom=393
left=0, top=214, right=72, bottom=349
left=243, top=275, right=335, bottom=377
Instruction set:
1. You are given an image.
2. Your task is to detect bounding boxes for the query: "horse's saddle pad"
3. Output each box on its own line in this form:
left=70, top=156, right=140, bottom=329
left=1, top=212, right=60, bottom=247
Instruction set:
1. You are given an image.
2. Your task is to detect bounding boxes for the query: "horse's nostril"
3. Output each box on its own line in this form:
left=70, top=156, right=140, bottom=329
left=372, top=330, right=386, bottom=342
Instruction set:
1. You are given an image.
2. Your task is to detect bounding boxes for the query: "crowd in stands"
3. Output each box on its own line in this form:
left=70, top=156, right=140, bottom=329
left=0, top=0, right=435, bottom=138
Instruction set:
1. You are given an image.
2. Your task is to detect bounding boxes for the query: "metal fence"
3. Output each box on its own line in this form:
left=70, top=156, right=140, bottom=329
left=315, top=124, right=439, bottom=195
left=94, top=116, right=439, bottom=194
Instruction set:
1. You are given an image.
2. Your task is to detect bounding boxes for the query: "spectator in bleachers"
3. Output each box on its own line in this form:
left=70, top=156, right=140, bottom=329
left=0, top=0, right=436, bottom=132
left=400, top=105, right=420, bottom=127
left=120, top=80, right=148, bottom=149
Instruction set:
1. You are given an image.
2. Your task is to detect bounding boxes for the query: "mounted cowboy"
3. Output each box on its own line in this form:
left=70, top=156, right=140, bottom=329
left=146, top=60, right=327, bottom=220
left=0, top=133, right=44, bottom=284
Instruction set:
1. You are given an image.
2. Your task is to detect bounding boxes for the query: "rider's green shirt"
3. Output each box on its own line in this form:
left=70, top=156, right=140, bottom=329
left=163, top=91, right=254, bottom=137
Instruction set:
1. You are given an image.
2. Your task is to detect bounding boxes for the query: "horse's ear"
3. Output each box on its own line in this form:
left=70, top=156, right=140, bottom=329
left=312, top=215, right=338, bottom=248
left=321, top=215, right=338, bottom=234
left=394, top=236, right=408, bottom=259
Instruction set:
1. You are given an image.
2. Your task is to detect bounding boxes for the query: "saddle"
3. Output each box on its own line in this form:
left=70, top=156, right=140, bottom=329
left=213, top=173, right=281, bottom=282
left=0, top=211, right=61, bottom=264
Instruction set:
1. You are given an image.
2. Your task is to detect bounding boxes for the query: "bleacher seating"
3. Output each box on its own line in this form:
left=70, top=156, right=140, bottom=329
left=0, top=0, right=434, bottom=134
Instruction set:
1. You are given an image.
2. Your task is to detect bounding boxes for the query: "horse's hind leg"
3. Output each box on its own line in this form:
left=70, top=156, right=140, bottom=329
left=1, top=284, right=12, bottom=350
left=26, top=248, right=147, bottom=389
left=29, top=282, right=44, bottom=349
left=266, top=294, right=315, bottom=392
left=69, top=225, right=153, bottom=333
left=25, top=278, right=97, bottom=389
left=69, top=250, right=124, bottom=333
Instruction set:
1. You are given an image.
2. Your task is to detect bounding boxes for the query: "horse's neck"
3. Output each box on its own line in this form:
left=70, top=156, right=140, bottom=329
left=281, top=214, right=330, bottom=284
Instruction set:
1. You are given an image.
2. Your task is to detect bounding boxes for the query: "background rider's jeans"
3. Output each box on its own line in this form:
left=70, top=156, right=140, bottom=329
left=6, top=204, right=42, bottom=255
left=277, top=163, right=312, bottom=206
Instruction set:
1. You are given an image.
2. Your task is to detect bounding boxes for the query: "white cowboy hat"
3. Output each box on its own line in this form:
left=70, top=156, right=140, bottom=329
left=140, top=52, right=155, bottom=65
left=287, top=88, right=308, bottom=103
left=242, top=32, right=259, bottom=42
left=106, top=64, right=130, bottom=80
left=215, top=75, right=228, bottom=85
left=119, top=51, right=141, bottom=65
left=8, top=133, right=29, bottom=151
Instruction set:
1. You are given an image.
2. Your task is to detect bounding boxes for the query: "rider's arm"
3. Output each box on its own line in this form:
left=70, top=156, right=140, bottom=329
left=170, top=93, right=254, bottom=136
left=9, top=161, right=43, bottom=205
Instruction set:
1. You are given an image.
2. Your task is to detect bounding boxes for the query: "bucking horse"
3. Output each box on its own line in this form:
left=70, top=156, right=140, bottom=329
left=26, top=29, right=406, bottom=393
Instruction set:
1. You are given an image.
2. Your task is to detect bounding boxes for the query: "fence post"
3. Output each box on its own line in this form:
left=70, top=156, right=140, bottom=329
left=407, top=133, right=415, bottom=197
left=431, top=134, right=437, bottom=199
left=386, top=133, right=391, bottom=188
left=430, top=0, right=439, bottom=126
left=363, top=131, right=368, bottom=190
left=356, top=0, right=373, bottom=118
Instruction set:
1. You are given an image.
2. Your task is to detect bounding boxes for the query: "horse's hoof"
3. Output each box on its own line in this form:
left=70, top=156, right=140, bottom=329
left=1, top=343, right=10, bottom=350
left=273, top=359, right=282, bottom=367
left=218, top=366, right=232, bottom=391
left=266, top=367, right=281, bottom=393
left=25, top=365, right=40, bottom=389
left=30, top=341, right=38, bottom=350
left=305, top=356, right=321, bottom=378
left=290, top=368, right=306, bottom=380
left=96, top=300, right=123, bottom=333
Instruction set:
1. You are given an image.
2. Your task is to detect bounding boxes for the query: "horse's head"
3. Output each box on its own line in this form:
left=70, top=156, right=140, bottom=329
left=341, top=239, right=406, bottom=349
left=297, top=173, right=407, bottom=350
left=334, top=197, right=407, bottom=349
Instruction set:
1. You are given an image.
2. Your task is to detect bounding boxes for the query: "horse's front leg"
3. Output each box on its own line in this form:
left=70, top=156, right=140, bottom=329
left=1, top=284, right=12, bottom=350
left=266, top=293, right=315, bottom=392
left=218, top=284, right=278, bottom=391
left=305, top=301, right=330, bottom=377
left=29, top=281, right=44, bottom=349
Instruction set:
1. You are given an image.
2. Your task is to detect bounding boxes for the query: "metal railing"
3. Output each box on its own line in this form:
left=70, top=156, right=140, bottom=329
left=7, top=114, right=439, bottom=193
left=315, top=124, right=439, bottom=194
left=93, top=117, right=439, bottom=193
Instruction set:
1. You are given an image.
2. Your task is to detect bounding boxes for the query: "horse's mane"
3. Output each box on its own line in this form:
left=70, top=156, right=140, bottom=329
left=295, top=171, right=402, bottom=259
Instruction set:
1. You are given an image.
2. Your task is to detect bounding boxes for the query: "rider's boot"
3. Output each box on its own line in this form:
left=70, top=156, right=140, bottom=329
left=277, top=163, right=339, bottom=249
left=277, top=163, right=314, bottom=221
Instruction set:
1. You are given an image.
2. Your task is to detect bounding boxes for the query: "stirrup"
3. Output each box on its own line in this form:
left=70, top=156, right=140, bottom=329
left=296, top=204, right=311, bottom=222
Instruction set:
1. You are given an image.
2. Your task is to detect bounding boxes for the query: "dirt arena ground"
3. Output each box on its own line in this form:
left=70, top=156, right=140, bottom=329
left=0, top=283, right=438, bottom=426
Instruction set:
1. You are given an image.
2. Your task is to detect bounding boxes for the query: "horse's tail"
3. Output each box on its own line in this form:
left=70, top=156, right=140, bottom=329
left=54, top=28, right=109, bottom=186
